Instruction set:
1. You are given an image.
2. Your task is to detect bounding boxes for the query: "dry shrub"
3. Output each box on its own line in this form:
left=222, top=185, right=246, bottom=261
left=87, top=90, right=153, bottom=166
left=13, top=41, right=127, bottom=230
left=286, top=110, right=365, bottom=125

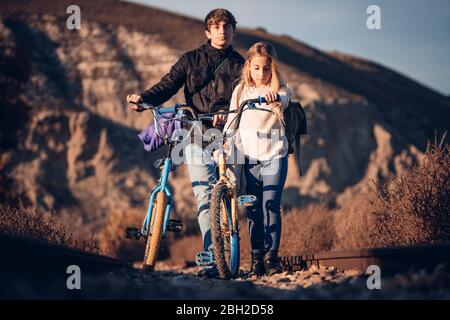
left=98, top=207, right=174, bottom=262
left=280, top=204, right=335, bottom=255
left=0, top=203, right=101, bottom=254
left=370, top=139, right=450, bottom=246
left=279, top=138, right=449, bottom=253
left=98, top=208, right=146, bottom=261
left=333, top=195, right=376, bottom=251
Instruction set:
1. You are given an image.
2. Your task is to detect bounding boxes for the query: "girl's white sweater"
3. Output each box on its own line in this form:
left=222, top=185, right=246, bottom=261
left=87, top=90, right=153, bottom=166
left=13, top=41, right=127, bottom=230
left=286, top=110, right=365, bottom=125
left=223, top=84, right=291, bottom=161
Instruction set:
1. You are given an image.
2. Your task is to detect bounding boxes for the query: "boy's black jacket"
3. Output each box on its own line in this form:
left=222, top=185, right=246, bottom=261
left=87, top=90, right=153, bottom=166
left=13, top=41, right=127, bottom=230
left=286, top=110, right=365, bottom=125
left=140, top=41, right=244, bottom=129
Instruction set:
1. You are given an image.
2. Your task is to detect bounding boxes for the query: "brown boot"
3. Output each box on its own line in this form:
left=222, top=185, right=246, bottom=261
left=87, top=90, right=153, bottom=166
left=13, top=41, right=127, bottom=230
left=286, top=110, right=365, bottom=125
left=249, top=251, right=266, bottom=277
left=264, top=250, right=283, bottom=276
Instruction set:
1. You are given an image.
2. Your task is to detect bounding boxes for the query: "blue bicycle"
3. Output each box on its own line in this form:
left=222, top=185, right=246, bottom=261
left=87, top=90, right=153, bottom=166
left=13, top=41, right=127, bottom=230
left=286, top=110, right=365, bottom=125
left=125, top=101, right=217, bottom=272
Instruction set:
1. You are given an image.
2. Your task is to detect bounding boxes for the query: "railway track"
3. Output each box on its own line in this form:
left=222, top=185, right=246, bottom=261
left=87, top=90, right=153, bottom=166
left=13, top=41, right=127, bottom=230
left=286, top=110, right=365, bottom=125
left=1, top=234, right=448, bottom=300
left=1, top=234, right=448, bottom=278
left=0, top=235, right=131, bottom=276
left=280, top=243, right=450, bottom=275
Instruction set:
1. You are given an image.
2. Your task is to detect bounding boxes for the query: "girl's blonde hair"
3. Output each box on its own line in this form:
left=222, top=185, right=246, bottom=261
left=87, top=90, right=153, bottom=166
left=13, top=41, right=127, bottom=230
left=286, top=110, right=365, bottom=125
left=237, top=41, right=285, bottom=97
left=237, top=41, right=286, bottom=124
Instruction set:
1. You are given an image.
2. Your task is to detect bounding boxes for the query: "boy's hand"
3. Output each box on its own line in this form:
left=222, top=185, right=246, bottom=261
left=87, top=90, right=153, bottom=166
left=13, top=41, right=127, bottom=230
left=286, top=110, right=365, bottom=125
left=265, top=91, right=279, bottom=104
left=213, top=114, right=227, bottom=127
left=127, top=94, right=145, bottom=112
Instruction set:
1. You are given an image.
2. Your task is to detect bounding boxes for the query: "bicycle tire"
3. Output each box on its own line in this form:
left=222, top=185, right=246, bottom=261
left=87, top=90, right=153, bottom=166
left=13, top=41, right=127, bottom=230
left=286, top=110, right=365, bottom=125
left=143, top=191, right=167, bottom=273
left=210, top=182, right=240, bottom=279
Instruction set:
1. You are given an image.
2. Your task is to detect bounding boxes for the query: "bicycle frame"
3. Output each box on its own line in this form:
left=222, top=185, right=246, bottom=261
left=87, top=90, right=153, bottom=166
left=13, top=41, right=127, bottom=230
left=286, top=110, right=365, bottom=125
left=138, top=104, right=181, bottom=239
left=141, top=145, right=174, bottom=238
left=137, top=103, right=210, bottom=239
left=215, top=95, right=279, bottom=236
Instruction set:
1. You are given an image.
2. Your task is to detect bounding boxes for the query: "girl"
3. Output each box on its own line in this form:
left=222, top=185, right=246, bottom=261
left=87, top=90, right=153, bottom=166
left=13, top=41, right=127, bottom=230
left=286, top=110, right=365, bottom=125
left=223, top=41, right=291, bottom=276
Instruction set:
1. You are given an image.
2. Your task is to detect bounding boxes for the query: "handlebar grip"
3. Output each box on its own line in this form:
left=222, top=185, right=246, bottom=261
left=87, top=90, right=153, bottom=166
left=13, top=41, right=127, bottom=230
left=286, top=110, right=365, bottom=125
left=129, top=101, right=177, bottom=114
left=199, top=115, right=213, bottom=121
left=129, top=101, right=153, bottom=110
left=244, top=95, right=281, bottom=109
left=257, top=96, right=267, bottom=104
left=256, top=95, right=281, bottom=104
left=159, top=106, right=177, bottom=114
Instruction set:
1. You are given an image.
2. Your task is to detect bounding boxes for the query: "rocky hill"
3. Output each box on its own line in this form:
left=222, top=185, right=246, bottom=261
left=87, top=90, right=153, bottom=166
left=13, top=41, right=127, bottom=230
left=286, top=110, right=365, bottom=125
left=1, top=0, right=449, bottom=234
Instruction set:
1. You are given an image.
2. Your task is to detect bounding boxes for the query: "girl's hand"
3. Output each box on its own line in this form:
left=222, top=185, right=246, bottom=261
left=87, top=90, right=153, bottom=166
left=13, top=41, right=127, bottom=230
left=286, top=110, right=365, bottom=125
left=265, top=91, right=279, bottom=104
left=127, top=94, right=145, bottom=112
left=213, top=114, right=227, bottom=127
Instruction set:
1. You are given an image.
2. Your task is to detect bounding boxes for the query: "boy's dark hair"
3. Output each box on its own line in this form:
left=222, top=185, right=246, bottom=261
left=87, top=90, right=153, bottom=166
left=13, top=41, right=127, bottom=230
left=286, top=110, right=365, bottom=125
left=204, top=8, right=237, bottom=31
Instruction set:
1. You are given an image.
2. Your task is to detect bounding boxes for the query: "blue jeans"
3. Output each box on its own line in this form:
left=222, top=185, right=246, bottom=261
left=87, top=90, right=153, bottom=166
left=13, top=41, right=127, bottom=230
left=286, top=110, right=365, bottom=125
left=244, top=155, right=288, bottom=253
left=185, top=143, right=217, bottom=252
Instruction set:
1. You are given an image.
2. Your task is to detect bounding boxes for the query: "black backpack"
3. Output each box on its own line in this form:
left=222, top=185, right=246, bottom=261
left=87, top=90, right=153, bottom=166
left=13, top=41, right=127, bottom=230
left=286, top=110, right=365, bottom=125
left=283, top=100, right=307, bottom=175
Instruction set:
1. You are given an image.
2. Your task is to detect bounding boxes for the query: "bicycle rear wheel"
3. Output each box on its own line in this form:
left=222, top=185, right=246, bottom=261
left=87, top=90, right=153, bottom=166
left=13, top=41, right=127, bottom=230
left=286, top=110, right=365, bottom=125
left=210, top=182, right=240, bottom=279
left=143, top=191, right=167, bottom=273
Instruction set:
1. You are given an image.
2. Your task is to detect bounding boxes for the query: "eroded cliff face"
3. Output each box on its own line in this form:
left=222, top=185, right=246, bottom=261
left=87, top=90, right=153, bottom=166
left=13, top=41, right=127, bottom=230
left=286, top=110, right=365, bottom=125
left=0, top=15, right=174, bottom=226
left=1, top=2, right=447, bottom=232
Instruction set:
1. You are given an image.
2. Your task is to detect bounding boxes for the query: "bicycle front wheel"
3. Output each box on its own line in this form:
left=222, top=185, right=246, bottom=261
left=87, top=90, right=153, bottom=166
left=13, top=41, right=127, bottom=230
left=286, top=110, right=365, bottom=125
left=210, top=182, right=240, bottom=279
left=143, top=191, right=167, bottom=273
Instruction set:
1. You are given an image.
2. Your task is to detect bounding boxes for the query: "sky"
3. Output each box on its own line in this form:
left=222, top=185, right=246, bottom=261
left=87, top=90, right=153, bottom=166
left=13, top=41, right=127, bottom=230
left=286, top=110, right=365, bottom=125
left=126, top=0, right=450, bottom=95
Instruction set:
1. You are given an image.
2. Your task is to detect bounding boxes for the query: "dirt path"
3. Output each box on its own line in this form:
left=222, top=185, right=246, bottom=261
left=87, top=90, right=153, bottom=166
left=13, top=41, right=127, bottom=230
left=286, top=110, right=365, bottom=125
left=57, top=263, right=450, bottom=299
left=2, top=259, right=449, bottom=299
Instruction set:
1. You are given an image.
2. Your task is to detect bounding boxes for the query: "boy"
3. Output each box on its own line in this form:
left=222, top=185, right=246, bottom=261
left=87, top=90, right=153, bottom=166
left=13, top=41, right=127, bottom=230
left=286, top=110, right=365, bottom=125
left=127, top=8, right=244, bottom=277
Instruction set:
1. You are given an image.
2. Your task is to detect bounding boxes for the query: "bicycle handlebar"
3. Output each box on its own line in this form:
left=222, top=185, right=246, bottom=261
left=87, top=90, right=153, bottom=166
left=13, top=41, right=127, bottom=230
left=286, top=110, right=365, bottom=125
left=239, top=95, right=281, bottom=110
left=129, top=94, right=280, bottom=119
left=129, top=95, right=281, bottom=140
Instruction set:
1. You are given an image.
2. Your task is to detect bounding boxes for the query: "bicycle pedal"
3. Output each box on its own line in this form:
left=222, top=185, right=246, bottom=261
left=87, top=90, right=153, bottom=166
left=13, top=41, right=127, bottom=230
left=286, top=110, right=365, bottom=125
left=125, top=227, right=143, bottom=240
left=167, top=219, right=183, bottom=233
left=238, top=195, right=257, bottom=207
left=195, top=251, right=215, bottom=266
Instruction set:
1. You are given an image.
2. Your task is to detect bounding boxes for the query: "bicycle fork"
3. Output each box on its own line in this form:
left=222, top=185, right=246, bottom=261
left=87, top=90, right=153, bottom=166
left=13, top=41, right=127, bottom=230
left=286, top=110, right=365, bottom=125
left=218, top=153, right=239, bottom=236
left=125, top=158, right=182, bottom=241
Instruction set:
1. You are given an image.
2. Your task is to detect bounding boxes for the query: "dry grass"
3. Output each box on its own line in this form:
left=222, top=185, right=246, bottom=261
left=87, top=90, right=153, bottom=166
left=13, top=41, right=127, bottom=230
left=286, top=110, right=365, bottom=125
left=98, top=208, right=174, bottom=262
left=370, top=137, right=450, bottom=247
left=280, top=138, right=450, bottom=253
left=0, top=203, right=101, bottom=254
left=332, top=195, right=375, bottom=250
left=98, top=208, right=145, bottom=261
left=280, top=204, right=335, bottom=255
